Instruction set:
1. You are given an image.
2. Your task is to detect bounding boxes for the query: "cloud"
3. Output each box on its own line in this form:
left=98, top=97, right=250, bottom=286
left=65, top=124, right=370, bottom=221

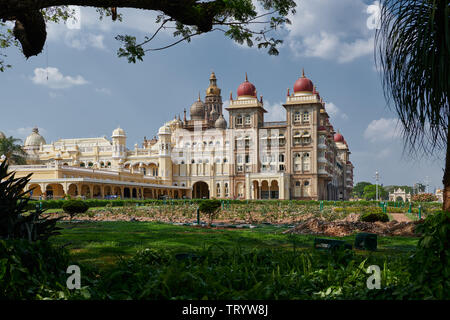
left=285, top=0, right=374, bottom=63
left=326, top=102, right=348, bottom=120
left=31, top=67, right=88, bottom=89
left=263, top=101, right=286, bottom=122
left=364, top=118, right=401, bottom=142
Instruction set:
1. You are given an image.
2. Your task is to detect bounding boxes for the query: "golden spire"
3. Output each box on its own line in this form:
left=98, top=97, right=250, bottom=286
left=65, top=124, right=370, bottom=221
left=245, top=72, right=248, bottom=82
left=198, top=92, right=201, bottom=101
left=302, top=68, right=305, bottom=78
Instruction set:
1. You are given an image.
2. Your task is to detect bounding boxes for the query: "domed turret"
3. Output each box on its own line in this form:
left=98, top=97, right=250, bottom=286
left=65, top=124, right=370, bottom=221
left=24, top=127, right=46, bottom=147
left=334, top=132, right=344, bottom=143
left=237, top=73, right=256, bottom=98
left=112, top=126, right=126, bottom=137
left=158, top=124, right=171, bottom=135
left=190, top=94, right=205, bottom=120
left=293, top=69, right=314, bottom=94
left=215, top=114, right=227, bottom=129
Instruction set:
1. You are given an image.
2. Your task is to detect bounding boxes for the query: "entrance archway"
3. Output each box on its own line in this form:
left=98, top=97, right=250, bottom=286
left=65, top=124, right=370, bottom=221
left=28, top=184, right=43, bottom=199
left=124, top=187, right=131, bottom=198
left=270, top=180, right=279, bottom=199
left=192, top=181, right=209, bottom=199
left=67, top=184, right=78, bottom=197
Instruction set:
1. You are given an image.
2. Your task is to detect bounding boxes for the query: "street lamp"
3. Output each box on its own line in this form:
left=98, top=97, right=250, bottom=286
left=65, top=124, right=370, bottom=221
left=374, top=171, right=380, bottom=201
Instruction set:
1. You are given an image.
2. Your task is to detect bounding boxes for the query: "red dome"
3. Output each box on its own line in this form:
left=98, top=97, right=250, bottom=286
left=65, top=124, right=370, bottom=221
left=334, top=133, right=344, bottom=142
left=237, top=73, right=256, bottom=97
left=294, top=70, right=314, bottom=93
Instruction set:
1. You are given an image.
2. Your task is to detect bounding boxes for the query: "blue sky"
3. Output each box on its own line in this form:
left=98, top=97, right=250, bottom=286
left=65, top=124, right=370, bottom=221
left=0, top=0, right=445, bottom=191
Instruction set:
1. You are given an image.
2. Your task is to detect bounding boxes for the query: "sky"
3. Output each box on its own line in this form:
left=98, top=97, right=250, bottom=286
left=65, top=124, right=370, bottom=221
left=0, top=0, right=445, bottom=191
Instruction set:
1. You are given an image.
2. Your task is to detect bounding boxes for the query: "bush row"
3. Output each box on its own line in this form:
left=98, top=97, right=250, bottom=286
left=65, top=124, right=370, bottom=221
left=25, top=198, right=442, bottom=211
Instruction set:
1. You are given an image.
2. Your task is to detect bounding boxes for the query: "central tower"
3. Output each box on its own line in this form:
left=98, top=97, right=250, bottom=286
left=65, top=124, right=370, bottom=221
left=204, top=71, right=223, bottom=123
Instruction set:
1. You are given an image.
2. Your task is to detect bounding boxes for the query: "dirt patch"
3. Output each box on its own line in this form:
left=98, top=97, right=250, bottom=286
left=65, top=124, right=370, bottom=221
left=390, top=213, right=412, bottom=222
left=284, top=217, right=422, bottom=237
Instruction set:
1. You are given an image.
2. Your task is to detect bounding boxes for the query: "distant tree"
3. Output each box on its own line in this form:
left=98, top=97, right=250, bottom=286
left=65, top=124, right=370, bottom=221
left=376, top=0, right=449, bottom=211
left=414, top=183, right=426, bottom=194
left=352, top=182, right=372, bottom=198
left=0, top=136, right=27, bottom=165
left=0, top=0, right=296, bottom=71
left=363, top=184, right=388, bottom=201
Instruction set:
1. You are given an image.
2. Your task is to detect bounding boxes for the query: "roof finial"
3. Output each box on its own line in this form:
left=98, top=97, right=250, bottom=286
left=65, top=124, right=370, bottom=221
left=287, top=88, right=290, bottom=96
left=245, top=72, right=248, bottom=82
left=230, top=91, right=233, bottom=100
left=198, top=92, right=201, bottom=101
left=302, top=68, right=305, bottom=78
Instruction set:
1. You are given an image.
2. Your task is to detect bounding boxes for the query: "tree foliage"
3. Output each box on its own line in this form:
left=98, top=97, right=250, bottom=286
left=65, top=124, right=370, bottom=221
left=0, top=136, right=27, bottom=165
left=352, top=182, right=372, bottom=198
left=0, top=0, right=296, bottom=71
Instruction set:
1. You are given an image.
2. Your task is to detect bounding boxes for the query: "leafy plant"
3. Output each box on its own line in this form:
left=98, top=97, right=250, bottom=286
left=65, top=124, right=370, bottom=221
left=408, top=211, right=450, bottom=299
left=0, top=158, right=61, bottom=241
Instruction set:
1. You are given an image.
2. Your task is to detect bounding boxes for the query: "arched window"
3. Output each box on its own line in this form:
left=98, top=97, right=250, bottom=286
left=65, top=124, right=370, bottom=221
left=279, top=154, right=285, bottom=162
left=191, top=159, right=195, bottom=164
left=223, top=158, right=228, bottom=163
left=294, top=111, right=301, bottom=122
left=303, top=111, right=310, bottom=122
left=224, top=183, right=229, bottom=197
left=236, top=115, right=243, bottom=125
left=245, top=115, right=251, bottom=125
left=216, top=183, right=221, bottom=196
left=303, top=153, right=310, bottom=171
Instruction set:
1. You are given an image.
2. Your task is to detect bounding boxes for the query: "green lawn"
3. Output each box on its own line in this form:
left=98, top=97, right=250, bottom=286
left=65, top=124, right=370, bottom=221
left=50, top=221, right=419, bottom=269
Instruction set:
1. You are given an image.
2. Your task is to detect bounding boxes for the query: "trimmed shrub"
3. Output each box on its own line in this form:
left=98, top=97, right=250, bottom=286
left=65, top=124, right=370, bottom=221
left=62, top=200, right=89, bottom=219
left=198, top=199, right=222, bottom=226
left=360, top=211, right=389, bottom=222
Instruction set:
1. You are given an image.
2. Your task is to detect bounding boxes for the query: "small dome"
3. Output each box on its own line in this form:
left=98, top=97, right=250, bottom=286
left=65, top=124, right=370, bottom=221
left=190, top=95, right=205, bottom=120
left=0, top=131, right=5, bottom=139
left=24, top=127, right=46, bottom=146
left=293, top=69, right=314, bottom=93
left=112, top=127, right=126, bottom=137
left=158, top=125, right=171, bottom=135
left=334, top=132, right=344, bottom=142
left=215, top=114, right=227, bottom=129
left=237, top=73, right=256, bottom=98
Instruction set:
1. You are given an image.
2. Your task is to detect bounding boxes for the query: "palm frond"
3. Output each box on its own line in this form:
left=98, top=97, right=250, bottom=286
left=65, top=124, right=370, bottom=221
left=375, top=0, right=450, bottom=156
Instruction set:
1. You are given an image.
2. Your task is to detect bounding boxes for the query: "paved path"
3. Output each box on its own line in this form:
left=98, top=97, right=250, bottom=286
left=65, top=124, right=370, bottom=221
left=391, top=213, right=412, bottom=222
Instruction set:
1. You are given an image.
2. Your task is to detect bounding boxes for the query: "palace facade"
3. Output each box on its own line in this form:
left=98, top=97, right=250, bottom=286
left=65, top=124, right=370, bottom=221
left=3, top=71, right=354, bottom=200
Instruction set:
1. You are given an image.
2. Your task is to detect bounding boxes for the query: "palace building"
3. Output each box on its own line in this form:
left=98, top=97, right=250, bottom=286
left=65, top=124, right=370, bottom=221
left=3, top=71, right=354, bottom=200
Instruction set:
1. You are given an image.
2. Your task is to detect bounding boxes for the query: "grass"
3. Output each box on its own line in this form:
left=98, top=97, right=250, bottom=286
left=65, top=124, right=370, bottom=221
left=50, top=221, right=419, bottom=269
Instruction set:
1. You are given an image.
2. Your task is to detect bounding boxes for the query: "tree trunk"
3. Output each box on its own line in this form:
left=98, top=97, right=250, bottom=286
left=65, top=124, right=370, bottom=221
left=443, top=117, right=450, bottom=212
